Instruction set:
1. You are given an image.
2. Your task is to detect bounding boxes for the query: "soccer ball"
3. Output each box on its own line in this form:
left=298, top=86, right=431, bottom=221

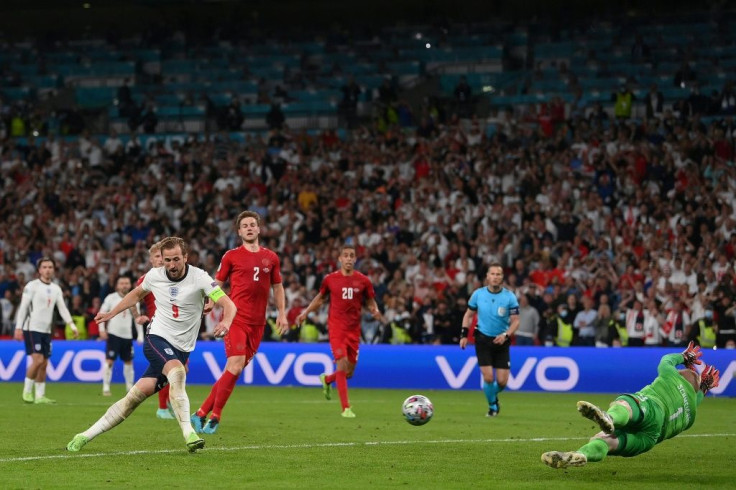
left=402, top=394, right=434, bottom=426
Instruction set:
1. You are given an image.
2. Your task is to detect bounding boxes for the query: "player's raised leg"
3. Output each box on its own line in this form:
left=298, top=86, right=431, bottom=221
left=67, top=383, right=150, bottom=451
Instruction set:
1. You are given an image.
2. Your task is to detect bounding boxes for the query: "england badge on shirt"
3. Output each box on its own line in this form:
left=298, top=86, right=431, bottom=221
left=170, top=287, right=179, bottom=298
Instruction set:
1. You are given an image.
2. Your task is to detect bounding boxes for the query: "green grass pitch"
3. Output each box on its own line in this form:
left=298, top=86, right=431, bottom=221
left=2, top=382, right=734, bottom=489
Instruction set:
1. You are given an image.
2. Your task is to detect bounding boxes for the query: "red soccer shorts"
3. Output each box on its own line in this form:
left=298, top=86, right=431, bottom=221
left=330, top=335, right=360, bottom=364
left=224, top=323, right=264, bottom=361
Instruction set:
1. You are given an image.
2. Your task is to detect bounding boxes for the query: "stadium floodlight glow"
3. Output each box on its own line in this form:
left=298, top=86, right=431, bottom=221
left=425, top=43, right=431, bottom=49
left=415, top=32, right=423, bottom=40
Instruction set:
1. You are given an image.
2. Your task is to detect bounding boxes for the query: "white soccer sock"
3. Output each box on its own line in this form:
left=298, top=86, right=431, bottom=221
left=123, top=363, right=134, bottom=391
left=35, top=382, right=46, bottom=398
left=103, top=363, right=112, bottom=393
left=167, top=367, right=194, bottom=439
left=82, top=386, right=147, bottom=441
left=24, top=377, right=34, bottom=394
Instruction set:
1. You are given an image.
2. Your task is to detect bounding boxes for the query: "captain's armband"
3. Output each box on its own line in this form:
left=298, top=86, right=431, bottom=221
left=208, top=287, right=226, bottom=303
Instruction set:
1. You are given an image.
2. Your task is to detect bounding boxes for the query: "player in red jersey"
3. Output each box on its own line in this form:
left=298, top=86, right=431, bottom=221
left=192, top=211, right=289, bottom=433
left=134, top=242, right=176, bottom=419
left=296, top=244, right=384, bottom=418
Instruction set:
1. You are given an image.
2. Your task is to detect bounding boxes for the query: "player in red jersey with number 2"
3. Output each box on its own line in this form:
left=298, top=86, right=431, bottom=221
left=192, top=211, right=289, bottom=433
left=297, top=244, right=384, bottom=418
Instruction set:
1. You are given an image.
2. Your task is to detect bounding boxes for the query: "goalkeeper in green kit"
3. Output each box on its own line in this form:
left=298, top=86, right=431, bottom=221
left=542, top=341, right=721, bottom=469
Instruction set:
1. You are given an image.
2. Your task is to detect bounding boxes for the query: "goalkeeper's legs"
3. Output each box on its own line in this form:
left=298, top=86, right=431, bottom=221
left=577, top=398, right=636, bottom=433
left=542, top=434, right=617, bottom=468
left=607, top=400, right=634, bottom=427
left=576, top=437, right=612, bottom=463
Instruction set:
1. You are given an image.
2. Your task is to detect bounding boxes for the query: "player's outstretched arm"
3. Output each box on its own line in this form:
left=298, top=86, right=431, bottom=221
left=211, top=294, right=236, bottom=338
left=95, top=286, right=149, bottom=324
left=700, top=365, right=720, bottom=394
left=682, top=341, right=703, bottom=370
left=295, top=293, right=325, bottom=327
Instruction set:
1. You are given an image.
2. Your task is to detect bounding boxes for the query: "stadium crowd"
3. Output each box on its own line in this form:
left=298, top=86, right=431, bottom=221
left=2, top=89, right=736, bottom=350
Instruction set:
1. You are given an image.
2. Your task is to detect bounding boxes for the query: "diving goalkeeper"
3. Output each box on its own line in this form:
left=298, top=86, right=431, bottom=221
left=542, top=341, right=720, bottom=469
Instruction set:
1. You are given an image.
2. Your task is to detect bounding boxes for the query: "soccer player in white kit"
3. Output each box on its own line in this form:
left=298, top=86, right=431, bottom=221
left=99, top=276, right=142, bottom=396
left=66, top=237, right=237, bottom=453
left=14, top=257, right=78, bottom=404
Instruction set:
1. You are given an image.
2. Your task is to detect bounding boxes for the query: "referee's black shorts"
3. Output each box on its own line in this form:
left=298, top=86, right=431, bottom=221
left=474, top=331, right=511, bottom=369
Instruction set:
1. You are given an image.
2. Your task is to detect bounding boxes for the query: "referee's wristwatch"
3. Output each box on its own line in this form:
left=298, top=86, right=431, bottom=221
left=502, top=332, right=509, bottom=340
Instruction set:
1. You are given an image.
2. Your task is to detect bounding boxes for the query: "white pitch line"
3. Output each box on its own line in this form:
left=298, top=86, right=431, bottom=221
left=1, top=433, right=734, bottom=464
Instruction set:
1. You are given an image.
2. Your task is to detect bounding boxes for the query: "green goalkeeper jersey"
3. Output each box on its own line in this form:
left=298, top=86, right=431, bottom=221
left=636, top=353, right=705, bottom=442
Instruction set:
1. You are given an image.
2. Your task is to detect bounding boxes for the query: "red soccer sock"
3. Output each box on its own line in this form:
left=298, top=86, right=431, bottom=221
left=158, top=385, right=170, bottom=409
left=335, top=370, right=349, bottom=410
left=324, top=372, right=336, bottom=384
left=212, top=370, right=239, bottom=420
left=197, top=378, right=220, bottom=417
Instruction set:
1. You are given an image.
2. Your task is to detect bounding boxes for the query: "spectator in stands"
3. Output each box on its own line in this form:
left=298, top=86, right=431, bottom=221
left=673, top=62, right=697, bottom=88
left=138, top=104, right=158, bottom=134
left=117, top=79, right=134, bottom=118
left=643, top=84, right=664, bottom=119
left=4, top=15, right=736, bottom=355
left=683, top=84, right=712, bottom=116
left=718, top=81, right=736, bottom=115
left=378, top=78, right=398, bottom=106
left=630, top=33, right=651, bottom=62
left=340, top=76, right=361, bottom=129
left=612, top=85, right=634, bottom=120
left=1, top=290, right=14, bottom=337
left=273, top=85, right=291, bottom=102
left=453, top=75, right=473, bottom=118
left=224, top=99, right=244, bottom=131
left=515, top=293, right=540, bottom=346
left=432, top=300, right=457, bottom=344
left=266, top=103, right=285, bottom=130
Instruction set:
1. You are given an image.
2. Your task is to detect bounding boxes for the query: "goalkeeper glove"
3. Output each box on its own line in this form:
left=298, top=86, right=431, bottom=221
left=699, top=365, right=720, bottom=394
left=681, top=341, right=702, bottom=370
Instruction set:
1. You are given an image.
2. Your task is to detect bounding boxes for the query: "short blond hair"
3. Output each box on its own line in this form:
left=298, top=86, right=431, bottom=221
left=149, top=242, right=161, bottom=255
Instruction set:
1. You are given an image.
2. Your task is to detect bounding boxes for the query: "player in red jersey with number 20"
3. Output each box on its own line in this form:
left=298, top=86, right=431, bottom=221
left=297, top=244, right=384, bottom=418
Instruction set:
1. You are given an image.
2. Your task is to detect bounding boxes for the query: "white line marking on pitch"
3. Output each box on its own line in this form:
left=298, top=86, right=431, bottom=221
left=1, top=433, right=734, bottom=464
